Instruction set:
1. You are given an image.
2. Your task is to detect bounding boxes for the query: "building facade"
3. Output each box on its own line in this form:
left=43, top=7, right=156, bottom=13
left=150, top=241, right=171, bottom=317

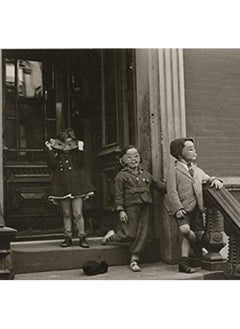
left=0, top=48, right=240, bottom=264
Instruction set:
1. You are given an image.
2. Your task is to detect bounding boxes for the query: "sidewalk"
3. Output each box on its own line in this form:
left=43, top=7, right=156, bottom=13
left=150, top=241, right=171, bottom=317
left=14, top=261, right=224, bottom=280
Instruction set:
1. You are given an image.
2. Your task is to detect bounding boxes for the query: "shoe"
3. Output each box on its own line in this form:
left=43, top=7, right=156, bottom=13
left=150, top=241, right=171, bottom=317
left=179, top=258, right=196, bottom=274
left=130, top=261, right=141, bottom=272
left=61, top=237, right=72, bottom=248
left=79, top=237, right=90, bottom=248
left=101, top=230, right=115, bottom=245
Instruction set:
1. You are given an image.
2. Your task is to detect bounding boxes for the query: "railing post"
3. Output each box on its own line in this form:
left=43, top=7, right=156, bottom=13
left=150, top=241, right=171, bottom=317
left=224, top=235, right=240, bottom=278
left=201, top=206, right=226, bottom=271
left=0, top=224, right=17, bottom=280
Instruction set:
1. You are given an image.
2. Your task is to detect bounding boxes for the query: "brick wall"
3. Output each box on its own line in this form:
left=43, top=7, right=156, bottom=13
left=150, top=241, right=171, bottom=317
left=183, top=49, right=240, bottom=177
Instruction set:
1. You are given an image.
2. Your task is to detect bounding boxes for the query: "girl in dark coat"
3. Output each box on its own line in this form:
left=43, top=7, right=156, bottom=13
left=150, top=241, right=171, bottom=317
left=45, top=128, right=95, bottom=248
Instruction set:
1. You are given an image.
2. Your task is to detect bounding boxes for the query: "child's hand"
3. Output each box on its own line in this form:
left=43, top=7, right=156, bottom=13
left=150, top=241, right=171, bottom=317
left=175, top=209, right=187, bottom=219
left=45, top=141, right=52, bottom=150
left=211, top=179, right=223, bottom=190
left=78, top=140, right=84, bottom=151
left=119, top=211, right=128, bottom=224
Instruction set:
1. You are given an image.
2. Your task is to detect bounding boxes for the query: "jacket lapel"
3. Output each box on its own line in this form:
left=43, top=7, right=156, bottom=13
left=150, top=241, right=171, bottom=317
left=176, top=162, right=193, bottom=180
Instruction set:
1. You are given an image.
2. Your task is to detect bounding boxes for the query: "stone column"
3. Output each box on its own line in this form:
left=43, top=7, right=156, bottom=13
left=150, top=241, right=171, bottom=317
left=135, top=49, right=186, bottom=263
left=158, top=49, right=187, bottom=264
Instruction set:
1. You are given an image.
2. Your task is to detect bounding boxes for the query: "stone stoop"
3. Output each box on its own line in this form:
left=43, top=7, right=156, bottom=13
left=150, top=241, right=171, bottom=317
left=11, top=237, right=161, bottom=274
left=14, top=261, right=225, bottom=280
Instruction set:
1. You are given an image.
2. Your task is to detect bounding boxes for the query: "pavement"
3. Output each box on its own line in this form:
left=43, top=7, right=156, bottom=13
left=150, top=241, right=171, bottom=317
left=14, top=261, right=224, bottom=280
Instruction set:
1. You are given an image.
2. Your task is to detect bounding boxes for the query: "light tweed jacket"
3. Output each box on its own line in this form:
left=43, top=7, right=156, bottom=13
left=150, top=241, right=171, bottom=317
left=166, top=161, right=217, bottom=215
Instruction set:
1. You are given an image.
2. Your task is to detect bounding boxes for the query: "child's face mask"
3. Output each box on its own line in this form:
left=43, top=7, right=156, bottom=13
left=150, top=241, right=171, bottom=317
left=181, top=141, right=197, bottom=162
left=121, top=148, right=141, bottom=169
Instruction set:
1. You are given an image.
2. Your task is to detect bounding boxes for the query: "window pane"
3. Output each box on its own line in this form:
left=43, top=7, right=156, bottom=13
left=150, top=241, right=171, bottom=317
left=46, top=120, right=56, bottom=140
left=46, top=89, right=56, bottom=118
left=5, top=59, right=16, bottom=100
left=18, top=60, right=43, bottom=98
left=5, top=119, right=17, bottom=148
left=103, top=51, right=117, bottom=145
left=5, top=100, right=16, bottom=118
left=19, top=103, right=44, bottom=149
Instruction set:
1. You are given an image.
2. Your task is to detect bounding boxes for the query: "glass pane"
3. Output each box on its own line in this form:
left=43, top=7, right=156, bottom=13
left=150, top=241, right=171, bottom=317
left=5, top=100, right=16, bottom=118
left=46, top=120, right=56, bottom=140
left=5, top=119, right=17, bottom=148
left=46, top=89, right=56, bottom=118
left=5, top=151, right=17, bottom=162
left=19, top=103, right=44, bottom=149
left=18, top=60, right=43, bottom=97
left=5, top=59, right=16, bottom=99
left=103, top=50, right=117, bottom=145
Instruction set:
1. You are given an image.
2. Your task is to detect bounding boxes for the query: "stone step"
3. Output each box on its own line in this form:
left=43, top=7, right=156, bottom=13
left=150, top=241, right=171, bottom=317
left=14, top=261, right=225, bottom=280
left=11, top=237, right=160, bottom=274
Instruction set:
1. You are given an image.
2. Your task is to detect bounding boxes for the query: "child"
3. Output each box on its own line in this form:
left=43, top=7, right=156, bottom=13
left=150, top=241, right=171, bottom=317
left=101, top=145, right=166, bottom=272
left=166, top=137, right=223, bottom=273
left=45, top=128, right=95, bottom=248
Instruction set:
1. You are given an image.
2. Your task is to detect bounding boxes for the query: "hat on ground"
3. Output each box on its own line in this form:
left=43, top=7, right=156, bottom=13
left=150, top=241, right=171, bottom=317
left=170, top=137, right=194, bottom=159
left=82, top=261, right=108, bottom=276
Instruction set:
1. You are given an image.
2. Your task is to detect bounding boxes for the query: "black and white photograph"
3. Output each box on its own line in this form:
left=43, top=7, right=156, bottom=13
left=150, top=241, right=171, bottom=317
left=1, top=1, right=240, bottom=328
left=1, top=47, right=239, bottom=281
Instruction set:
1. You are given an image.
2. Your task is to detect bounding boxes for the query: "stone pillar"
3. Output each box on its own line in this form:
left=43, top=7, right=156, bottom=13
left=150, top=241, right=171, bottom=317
left=135, top=49, right=186, bottom=263
left=158, top=49, right=187, bottom=264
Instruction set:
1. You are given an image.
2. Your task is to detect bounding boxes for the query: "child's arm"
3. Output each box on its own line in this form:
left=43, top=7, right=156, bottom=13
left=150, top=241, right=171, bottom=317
left=45, top=142, right=58, bottom=171
left=75, top=141, right=85, bottom=168
left=166, top=168, right=185, bottom=216
left=115, top=173, right=128, bottom=224
left=115, top=173, right=125, bottom=212
left=199, top=168, right=223, bottom=189
left=150, top=176, right=167, bottom=193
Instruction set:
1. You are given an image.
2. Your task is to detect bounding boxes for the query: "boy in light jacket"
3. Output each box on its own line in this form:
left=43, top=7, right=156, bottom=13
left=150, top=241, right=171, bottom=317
left=166, top=138, right=223, bottom=273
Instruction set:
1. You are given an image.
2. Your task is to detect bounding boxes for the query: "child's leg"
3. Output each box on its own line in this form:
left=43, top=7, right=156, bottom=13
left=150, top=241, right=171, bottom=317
left=72, top=197, right=89, bottom=248
left=102, top=205, right=139, bottom=245
left=129, top=204, right=150, bottom=257
left=178, top=223, right=196, bottom=273
left=179, top=223, right=197, bottom=244
left=60, top=198, right=73, bottom=247
left=181, top=236, right=190, bottom=258
left=71, top=197, right=85, bottom=236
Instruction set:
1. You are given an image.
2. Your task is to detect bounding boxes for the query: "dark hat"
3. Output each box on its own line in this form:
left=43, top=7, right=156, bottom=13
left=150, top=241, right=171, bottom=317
left=170, top=137, right=194, bottom=159
left=82, top=261, right=108, bottom=276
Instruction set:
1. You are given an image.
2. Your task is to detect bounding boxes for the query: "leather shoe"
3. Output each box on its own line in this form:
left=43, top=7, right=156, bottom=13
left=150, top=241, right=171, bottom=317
left=79, top=237, right=90, bottom=248
left=61, top=237, right=72, bottom=248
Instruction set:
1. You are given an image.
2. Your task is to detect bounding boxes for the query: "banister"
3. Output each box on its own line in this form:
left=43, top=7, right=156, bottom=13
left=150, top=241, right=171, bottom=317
left=203, top=183, right=240, bottom=235
left=203, top=182, right=240, bottom=278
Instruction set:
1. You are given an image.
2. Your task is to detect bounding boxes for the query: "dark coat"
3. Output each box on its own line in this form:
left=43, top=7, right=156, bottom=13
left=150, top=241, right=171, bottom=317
left=46, top=149, right=95, bottom=198
left=115, top=167, right=166, bottom=211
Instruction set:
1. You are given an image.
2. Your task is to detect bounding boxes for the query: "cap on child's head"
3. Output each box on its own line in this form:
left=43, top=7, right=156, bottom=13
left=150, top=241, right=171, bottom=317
left=170, top=137, right=194, bottom=159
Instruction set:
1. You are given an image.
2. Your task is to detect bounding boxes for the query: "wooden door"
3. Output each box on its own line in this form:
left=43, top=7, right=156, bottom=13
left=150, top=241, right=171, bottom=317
left=2, top=50, right=61, bottom=238
left=98, top=49, right=137, bottom=214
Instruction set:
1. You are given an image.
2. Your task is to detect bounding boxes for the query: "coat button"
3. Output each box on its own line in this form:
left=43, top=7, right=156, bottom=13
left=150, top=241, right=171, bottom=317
left=66, top=160, right=69, bottom=163
left=69, top=167, right=72, bottom=170
left=60, top=168, right=63, bottom=171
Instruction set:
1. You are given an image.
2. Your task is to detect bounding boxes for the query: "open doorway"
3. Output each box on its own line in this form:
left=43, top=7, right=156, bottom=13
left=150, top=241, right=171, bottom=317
left=2, top=49, right=136, bottom=239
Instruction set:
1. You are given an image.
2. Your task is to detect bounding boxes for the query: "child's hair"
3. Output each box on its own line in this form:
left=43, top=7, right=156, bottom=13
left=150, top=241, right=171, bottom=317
left=170, top=137, right=195, bottom=160
left=119, top=145, right=142, bottom=166
left=57, top=128, right=77, bottom=143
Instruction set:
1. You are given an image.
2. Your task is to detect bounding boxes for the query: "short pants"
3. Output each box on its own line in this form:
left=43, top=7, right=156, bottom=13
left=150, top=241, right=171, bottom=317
left=175, top=207, right=204, bottom=231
